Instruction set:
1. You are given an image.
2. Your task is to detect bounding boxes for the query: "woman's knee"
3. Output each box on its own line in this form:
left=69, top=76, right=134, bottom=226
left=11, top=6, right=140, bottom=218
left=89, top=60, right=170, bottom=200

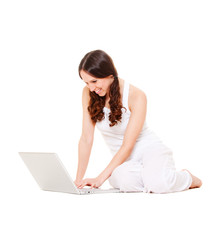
left=108, top=164, right=128, bottom=189
left=143, top=169, right=189, bottom=193
left=109, top=162, right=143, bottom=192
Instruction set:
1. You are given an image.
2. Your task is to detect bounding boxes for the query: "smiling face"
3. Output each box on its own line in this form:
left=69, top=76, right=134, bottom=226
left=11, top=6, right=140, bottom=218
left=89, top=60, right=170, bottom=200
left=80, top=70, right=114, bottom=98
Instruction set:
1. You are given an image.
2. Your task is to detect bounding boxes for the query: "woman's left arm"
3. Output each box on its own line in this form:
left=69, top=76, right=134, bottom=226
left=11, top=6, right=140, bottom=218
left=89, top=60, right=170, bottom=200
left=78, top=86, right=147, bottom=189
left=98, top=86, right=147, bottom=182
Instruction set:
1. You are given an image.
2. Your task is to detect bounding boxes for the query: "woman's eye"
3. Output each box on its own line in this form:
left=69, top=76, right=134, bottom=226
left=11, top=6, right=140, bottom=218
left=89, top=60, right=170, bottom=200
left=84, top=80, right=97, bottom=85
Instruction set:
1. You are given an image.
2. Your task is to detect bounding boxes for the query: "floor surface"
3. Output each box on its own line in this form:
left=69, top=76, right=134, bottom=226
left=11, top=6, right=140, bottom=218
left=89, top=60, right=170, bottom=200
left=1, top=172, right=212, bottom=240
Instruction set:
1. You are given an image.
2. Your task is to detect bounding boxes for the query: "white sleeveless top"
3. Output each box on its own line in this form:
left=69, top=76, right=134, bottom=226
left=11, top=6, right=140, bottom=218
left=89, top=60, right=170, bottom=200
left=96, top=81, right=165, bottom=162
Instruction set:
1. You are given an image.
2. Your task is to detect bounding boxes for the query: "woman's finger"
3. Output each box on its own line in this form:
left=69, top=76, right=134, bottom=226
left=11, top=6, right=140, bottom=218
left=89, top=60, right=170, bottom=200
left=78, top=182, right=87, bottom=189
left=79, top=180, right=92, bottom=188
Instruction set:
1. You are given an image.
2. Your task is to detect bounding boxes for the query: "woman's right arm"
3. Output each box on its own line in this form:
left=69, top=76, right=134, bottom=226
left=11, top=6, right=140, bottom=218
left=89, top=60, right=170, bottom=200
left=75, top=86, right=95, bottom=186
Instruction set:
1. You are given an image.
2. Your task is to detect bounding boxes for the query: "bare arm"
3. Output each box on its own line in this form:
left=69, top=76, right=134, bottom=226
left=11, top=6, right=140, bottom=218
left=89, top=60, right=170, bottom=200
left=79, top=85, right=147, bottom=188
left=75, top=86, right=95, bottom=184
left=98, top=85, right=147, bottom=183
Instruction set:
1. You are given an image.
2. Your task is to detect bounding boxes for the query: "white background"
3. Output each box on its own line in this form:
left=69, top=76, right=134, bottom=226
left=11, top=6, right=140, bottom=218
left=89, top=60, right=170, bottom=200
left=0, top=0, right=213, bottom=239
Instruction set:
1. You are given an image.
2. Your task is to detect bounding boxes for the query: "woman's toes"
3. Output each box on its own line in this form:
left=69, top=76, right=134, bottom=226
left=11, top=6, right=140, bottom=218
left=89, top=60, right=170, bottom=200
left=182, top=169, right=202, bottom=189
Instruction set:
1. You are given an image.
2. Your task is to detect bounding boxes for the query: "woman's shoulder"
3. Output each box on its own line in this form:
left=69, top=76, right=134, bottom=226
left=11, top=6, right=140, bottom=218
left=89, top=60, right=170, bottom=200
left=128, top=83, right=147, bottom=111
left=82, top=86, right=91, bottom=98
left=120, top=78, right=146, bottom=97
left=128, top=82, right=147, bottom=100
left=82, top=85, right=89, bottom=94
left=82, top=86, right=90, bottom=106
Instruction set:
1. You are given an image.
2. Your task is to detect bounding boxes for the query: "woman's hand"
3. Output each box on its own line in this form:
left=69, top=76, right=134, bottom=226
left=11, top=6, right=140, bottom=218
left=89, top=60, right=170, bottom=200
left=74, top=179, right=84, bottom=188
left=78, top=176, right=104, bottom=189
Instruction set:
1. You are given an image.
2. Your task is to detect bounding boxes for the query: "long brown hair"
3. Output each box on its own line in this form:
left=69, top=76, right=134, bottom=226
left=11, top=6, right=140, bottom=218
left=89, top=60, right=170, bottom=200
left=79, top=50, right=124, bottom=127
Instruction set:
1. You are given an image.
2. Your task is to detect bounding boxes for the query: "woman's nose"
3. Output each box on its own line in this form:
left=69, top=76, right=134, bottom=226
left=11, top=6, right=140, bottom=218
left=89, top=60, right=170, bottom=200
left=88, top=84, right=95, bottom=92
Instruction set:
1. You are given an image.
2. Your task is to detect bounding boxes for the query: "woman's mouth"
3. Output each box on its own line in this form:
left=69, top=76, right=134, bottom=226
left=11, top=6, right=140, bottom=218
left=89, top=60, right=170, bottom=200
left=95, top=89, right=102, bottom=94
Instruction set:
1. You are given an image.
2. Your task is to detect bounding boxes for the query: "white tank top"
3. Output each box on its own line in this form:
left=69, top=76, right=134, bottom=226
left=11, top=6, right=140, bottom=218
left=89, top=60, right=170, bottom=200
left=96, top=81, right=164, bottom=162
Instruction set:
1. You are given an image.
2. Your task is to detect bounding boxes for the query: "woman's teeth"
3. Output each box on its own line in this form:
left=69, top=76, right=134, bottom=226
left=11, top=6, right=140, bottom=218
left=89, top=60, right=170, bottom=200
left=95, top=89, right=101, bottom=94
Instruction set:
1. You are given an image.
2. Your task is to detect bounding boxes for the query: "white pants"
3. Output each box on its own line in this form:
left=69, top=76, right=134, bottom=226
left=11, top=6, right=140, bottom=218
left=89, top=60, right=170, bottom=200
left=108, top=145, right=192, bottom=193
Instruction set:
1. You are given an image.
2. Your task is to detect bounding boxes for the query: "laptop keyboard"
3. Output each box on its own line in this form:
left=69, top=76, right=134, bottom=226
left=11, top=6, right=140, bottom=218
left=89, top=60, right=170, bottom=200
left=79, top=188, right=120, bottom=194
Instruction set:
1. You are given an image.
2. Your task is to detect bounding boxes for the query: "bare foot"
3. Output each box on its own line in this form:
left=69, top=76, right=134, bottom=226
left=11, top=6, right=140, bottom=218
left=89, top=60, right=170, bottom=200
left=182, top=169, right=202, bottom=189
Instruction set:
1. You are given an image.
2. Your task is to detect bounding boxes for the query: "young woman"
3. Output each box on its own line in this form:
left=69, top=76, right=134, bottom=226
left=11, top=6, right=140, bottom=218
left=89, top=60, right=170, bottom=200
left=74, top=50, right=202, bottom=193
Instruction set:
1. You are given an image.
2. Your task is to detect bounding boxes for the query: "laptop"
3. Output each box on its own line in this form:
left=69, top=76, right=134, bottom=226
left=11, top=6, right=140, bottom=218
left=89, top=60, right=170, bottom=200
left=19, top=152, right=121, bottom=195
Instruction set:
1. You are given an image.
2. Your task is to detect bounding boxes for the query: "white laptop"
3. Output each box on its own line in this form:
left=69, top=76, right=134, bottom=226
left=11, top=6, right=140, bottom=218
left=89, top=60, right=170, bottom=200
left=19, top=152, right=121, bottom=195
